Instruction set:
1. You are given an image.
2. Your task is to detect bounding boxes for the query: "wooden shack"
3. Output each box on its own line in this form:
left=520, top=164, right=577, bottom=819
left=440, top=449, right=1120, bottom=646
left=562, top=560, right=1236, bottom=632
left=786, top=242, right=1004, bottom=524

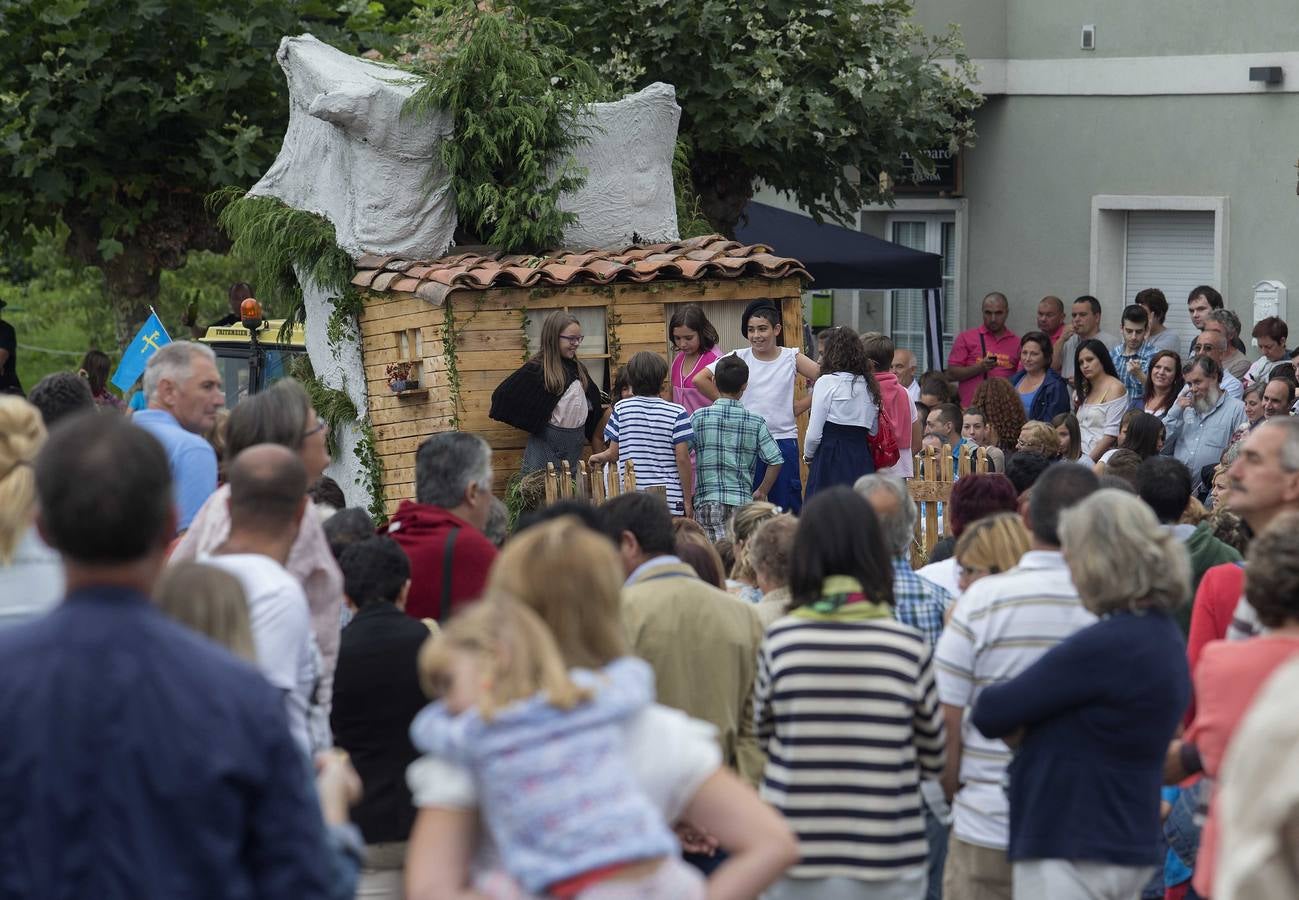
left=350, top=234, right=811, bottom=514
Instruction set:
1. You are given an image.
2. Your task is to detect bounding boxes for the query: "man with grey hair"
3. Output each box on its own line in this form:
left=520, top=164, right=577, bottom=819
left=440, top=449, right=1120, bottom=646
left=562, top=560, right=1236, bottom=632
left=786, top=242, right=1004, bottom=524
left=1164, top=355, right=1247, bottom=496
left=1187, top=328, right=1244, bottom=399
left=854, top=473, right=953, bottom=645
left=1205, top=308, right=1250, bottom=380
left=856, top=472, right=956, bottom=899
left=1219, top=418, right=1299, bottom=639
left=385, top=432, right=497, bottom=622
left=133, top=340, right=224, bottom=532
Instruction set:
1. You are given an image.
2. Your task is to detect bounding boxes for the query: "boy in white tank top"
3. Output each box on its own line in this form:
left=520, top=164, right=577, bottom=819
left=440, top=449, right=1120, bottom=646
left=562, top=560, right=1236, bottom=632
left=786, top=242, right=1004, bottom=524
left=695, top=301, right=819, bottom=513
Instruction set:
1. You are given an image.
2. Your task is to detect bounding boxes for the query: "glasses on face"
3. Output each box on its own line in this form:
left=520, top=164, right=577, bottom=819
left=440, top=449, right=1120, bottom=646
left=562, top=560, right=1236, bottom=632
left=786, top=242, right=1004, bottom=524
left=303, top=419, right=328, bottom=438
left=560, top=334, right=584, bottom=345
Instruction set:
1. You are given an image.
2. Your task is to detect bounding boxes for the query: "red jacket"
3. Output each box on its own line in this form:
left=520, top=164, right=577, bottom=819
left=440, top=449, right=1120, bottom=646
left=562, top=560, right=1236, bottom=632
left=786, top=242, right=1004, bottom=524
left=873, top=372, right=914, bottom=453
left=384, top=501, right=497, bottom=622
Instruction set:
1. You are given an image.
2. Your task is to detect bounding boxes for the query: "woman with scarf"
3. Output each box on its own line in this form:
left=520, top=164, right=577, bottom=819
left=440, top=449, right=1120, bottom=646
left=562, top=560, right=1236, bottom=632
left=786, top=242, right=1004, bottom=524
left=756, top=486, right=946, bottom=900
left=490, top=311, right=606, bottom=475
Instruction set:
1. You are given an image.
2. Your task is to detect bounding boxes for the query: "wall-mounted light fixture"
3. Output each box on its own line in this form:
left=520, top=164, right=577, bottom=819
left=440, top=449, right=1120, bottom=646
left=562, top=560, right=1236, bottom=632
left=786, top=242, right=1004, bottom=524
left=1250, top=66, right=1284, bottom=85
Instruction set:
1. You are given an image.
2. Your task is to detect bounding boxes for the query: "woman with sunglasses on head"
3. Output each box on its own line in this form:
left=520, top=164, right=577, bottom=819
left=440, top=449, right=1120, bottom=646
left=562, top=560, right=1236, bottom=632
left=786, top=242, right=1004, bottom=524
left=491, top=310, right=606, bottom=475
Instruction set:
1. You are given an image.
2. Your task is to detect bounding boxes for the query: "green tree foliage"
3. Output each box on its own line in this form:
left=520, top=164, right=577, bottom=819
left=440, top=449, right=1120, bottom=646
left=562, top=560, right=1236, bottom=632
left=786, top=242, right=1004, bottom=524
left=401, top=1, right=605, bottom=253
left=0, top=224, right=251, bottom=389
left=525, top=0, right=982, bottom=236
left=0, top=0, right=412, bottom=343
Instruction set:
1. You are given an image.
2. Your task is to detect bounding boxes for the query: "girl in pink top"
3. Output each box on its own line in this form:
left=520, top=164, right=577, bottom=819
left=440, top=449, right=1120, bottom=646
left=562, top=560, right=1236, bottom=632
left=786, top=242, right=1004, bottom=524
left=669, top=305, right=722, bottom=414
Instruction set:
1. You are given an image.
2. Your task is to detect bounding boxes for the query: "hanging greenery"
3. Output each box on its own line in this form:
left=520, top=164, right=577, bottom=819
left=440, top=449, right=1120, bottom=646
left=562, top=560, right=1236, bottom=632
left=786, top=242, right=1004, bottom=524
left=400, top=1, right=604, bottom=253
left=207, top=188, right=364, bottom=346
left=673, top=138, right=714, bottom=240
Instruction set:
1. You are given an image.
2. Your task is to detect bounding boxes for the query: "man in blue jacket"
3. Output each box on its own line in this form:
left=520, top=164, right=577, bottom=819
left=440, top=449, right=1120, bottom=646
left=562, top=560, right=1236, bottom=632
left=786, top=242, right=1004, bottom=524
left=0, top=412, right=347, bottom=899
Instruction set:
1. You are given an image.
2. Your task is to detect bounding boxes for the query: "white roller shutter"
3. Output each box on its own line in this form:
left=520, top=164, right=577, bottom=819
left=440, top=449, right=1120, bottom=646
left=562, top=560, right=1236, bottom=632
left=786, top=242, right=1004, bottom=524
left=1124, top=211, right=1216, bottom=353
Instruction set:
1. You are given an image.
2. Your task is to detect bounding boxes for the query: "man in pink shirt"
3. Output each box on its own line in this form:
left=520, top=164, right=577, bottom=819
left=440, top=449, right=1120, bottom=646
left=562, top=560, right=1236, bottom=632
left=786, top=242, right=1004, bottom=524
left=946, top=292, right=1020, bottom=407
left=862, top=333, right=917, bottom=478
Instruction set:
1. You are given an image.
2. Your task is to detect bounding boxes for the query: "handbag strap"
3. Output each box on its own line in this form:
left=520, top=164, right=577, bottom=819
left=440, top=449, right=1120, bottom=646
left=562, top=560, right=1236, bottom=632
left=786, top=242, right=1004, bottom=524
left=440, top=527, right=460, bottom=623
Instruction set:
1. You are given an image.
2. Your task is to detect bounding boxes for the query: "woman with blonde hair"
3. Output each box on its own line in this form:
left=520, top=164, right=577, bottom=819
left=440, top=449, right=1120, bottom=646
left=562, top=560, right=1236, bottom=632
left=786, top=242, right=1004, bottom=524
left=406, top=517, right=799, bottom=899
left=972, top=491, right=1190, bottom=898
left=490, top=310, right=606, bottom=475
left=727, top=500, right=780, bottom=604
left=1016, top=420, right=1061, bottom=459
left=153, top=561, right=256, bottom=663
left=952, top=512, right=1030, bottom=595
left=0, top=396, right=62, bottom=627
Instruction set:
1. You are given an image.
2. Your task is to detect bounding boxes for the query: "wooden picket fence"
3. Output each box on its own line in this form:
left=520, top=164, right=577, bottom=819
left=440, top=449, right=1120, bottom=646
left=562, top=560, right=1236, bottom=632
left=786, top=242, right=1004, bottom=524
left=907, top=444, right=994, bottom=567
left=544, top=458, right=663, bottom=505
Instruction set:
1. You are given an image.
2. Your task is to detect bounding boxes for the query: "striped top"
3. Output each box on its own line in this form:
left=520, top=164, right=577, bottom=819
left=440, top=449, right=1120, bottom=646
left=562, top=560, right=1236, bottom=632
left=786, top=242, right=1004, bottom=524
left=933, top=550, right=1096, bottom=850
left=756, top=609, right=945, bottom=881
left=603, top=395, right=694, bottom=511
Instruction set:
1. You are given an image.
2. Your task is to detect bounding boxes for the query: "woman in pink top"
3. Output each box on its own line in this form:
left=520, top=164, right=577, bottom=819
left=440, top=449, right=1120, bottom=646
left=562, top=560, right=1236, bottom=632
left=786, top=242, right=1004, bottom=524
left=669, top=305, right=722, bottom=414
left=1170, top=516, right=1299, bottom=897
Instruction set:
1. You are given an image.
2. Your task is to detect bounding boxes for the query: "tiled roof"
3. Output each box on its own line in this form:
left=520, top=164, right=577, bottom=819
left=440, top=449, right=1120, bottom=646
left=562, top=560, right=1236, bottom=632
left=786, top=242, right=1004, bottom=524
left=351, top=234, right=811, bottom=305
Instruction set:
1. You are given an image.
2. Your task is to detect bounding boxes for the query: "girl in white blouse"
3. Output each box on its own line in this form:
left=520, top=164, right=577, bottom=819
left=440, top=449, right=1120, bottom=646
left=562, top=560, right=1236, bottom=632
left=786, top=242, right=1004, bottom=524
left=803, top=327, right=880, bottom=499
left=1073, top=338, right=1129, bottom=462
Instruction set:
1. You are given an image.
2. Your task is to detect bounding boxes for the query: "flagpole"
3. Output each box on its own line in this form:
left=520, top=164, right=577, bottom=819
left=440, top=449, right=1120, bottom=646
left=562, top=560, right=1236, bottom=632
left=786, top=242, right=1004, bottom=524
left=149, top=305, right=171, bottom=340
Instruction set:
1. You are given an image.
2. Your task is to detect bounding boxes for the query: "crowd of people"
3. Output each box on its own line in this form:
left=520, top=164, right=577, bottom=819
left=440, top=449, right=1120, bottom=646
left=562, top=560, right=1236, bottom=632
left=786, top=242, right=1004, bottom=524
left=2, top=285, right=1299, bottom=900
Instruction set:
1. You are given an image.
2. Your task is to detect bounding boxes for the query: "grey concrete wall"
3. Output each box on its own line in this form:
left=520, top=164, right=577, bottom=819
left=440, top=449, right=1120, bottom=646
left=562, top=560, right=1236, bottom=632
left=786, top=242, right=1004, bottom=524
left=959, top=92, right=1299, bottom=337
left=910, top=0, right=1006, bottom=60
left=913, top=0, right=1299, bottom=59
left=1003, top=0, right=1299, bottom=59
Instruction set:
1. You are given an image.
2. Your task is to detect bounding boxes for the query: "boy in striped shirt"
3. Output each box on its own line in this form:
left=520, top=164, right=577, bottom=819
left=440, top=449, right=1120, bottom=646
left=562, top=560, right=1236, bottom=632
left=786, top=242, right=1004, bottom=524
left=590, top=352, right=694, bottom=516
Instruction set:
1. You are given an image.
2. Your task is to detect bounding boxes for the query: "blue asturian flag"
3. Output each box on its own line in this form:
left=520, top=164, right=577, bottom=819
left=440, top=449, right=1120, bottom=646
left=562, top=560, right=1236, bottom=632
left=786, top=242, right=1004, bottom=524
left=110, top=313, right=172, bottom=392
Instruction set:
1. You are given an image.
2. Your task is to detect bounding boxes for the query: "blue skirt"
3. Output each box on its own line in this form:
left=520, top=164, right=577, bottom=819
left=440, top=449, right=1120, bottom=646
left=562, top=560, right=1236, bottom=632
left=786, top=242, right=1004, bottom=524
left=805, top=422, right=875, bottom=499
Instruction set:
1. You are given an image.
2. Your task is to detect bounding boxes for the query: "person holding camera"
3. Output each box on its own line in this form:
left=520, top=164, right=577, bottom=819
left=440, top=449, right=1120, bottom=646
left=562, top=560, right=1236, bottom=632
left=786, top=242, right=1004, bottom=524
left=946, top=292, right=1020, bottom=407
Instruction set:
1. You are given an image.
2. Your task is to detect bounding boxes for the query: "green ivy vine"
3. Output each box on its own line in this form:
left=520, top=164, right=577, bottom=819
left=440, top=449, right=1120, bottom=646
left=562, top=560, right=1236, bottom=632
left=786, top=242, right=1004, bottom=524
left=440, top=300, right=462, bottom=430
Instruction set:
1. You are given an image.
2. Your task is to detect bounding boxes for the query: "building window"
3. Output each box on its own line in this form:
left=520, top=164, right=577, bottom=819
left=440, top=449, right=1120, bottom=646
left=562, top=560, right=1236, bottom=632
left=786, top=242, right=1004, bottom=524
left=888, top=215, right=958, bottom=371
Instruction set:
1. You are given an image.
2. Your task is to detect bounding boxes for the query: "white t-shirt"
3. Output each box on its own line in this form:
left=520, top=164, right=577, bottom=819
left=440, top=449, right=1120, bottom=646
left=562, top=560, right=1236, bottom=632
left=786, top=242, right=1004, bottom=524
left=408, top=703, right=722, bottom=823
left=202, top=553, right=323, bottom=756
left=708, top=347, right=800, bottom=440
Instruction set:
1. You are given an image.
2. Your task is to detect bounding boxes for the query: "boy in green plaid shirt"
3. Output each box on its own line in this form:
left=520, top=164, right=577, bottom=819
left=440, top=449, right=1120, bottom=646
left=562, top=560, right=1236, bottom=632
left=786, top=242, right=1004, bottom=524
left=690, top=355, right=784, bottom=541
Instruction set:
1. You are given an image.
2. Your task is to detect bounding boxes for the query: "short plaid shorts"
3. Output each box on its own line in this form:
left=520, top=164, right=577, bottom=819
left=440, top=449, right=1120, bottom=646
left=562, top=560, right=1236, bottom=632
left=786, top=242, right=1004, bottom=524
left=694, top=502, right=738, bottom=543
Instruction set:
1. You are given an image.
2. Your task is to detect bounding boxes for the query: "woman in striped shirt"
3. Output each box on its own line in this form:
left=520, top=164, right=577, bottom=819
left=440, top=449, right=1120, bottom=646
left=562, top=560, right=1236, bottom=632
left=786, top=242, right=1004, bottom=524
left=756, top=486, right=946, bottom=900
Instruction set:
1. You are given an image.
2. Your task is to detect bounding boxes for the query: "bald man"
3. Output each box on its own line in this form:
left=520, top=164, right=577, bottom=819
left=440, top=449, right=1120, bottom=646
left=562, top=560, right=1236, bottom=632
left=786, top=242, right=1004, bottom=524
left=203, top=445, right=325, bottom=756
left=892, top=348, right=920, bottom=403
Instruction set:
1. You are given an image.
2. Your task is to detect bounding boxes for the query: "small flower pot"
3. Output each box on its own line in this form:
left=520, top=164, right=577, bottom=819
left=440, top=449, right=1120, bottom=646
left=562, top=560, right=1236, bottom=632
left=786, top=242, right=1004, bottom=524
left=389, top=379, right=410, bottom=392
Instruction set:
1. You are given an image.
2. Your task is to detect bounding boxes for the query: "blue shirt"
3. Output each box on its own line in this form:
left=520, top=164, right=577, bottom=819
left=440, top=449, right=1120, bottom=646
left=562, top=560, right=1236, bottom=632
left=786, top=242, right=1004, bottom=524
left=133, top=409, right=218, bottom=532
left=971, top=610, right=1189, bottom=866
left=1111, top=341, right=1157, bottom=405
left=892, top=556, right=953, bottom=646
left=0, top=586, right=337, bottom=898
left=1162, top=392, right=1248, bottom=495
left=409, top=657, right=677, bottom=893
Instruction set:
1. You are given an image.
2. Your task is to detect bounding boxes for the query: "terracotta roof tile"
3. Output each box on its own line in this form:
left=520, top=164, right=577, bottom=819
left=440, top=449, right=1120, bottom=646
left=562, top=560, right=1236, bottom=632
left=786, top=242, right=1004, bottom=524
left=353, top=234, right=810, bottom=301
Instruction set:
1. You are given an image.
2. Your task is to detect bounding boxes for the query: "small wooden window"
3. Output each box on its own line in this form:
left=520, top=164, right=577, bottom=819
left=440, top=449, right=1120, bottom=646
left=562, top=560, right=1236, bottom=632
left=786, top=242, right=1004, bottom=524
left=396, top=328, right=424, bottom=386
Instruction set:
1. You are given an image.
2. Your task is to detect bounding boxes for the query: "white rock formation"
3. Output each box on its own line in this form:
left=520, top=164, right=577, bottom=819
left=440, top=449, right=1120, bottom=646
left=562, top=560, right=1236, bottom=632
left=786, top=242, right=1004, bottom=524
left=250, top=34, right=457, bottom=261
left=301, top=272, right=371, bottom=510
left=560, top=82, right=682, bottom=249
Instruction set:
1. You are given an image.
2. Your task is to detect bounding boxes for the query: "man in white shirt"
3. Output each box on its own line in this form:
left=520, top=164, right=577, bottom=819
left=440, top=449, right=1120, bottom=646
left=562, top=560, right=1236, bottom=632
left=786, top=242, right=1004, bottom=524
left=202, top=444, right=325, bottom=757
left=1054, top=296, right=1120, bottom=384
left=934, top=464, right=1100, bottom=899
left=892, top=348, right=920, bottom=404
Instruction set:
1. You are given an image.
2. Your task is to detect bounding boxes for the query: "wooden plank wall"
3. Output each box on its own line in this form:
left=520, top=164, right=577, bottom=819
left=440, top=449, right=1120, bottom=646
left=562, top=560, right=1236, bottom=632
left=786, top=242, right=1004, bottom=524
left=358, top=277, right=805, bottom=515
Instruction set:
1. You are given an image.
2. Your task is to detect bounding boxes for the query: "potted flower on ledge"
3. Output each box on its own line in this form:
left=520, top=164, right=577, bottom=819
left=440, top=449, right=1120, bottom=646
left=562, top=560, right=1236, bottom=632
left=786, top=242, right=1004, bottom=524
left=387, top=361, right=417, bottom=392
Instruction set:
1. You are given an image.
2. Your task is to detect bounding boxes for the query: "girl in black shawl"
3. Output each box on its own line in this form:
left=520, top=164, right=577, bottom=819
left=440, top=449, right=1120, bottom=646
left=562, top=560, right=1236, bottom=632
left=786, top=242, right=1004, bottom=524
left=490, top=311, right=605, bottom=474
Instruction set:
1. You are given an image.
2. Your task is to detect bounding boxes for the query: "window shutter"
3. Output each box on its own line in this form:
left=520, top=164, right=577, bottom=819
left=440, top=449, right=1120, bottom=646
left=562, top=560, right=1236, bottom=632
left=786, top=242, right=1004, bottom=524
left=1123, top=211, right=1216, bottom=351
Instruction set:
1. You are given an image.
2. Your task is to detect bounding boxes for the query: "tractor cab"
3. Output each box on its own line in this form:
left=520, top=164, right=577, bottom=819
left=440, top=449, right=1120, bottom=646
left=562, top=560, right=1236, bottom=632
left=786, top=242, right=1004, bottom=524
left=198, top=319, right=307, bottom=408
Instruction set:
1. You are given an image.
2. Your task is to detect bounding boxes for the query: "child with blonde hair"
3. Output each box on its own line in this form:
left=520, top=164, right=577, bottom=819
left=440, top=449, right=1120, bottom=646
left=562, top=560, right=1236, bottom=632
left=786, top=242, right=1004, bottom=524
left=410, top=595, right=702, bottom=899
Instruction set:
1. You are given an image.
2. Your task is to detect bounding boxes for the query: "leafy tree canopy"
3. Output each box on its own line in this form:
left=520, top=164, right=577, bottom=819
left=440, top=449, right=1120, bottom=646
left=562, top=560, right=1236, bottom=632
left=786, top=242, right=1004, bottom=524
left=524, top=0, right=982, bottom=235
left=0, top=0, right=413, bottom=339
